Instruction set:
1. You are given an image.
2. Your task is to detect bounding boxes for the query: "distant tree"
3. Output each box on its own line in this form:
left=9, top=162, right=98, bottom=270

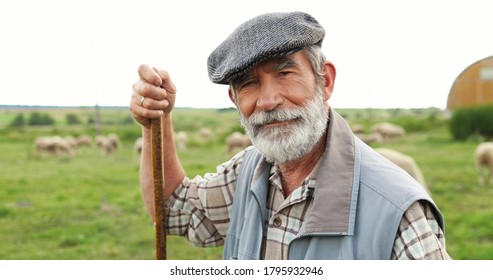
left=28, top=112, right=55, bottom=126
left=66, top=113, right=82, bottom=125
left=449, top=104, right=493, bottom=140
left=9, top=113, right=25, bottom=127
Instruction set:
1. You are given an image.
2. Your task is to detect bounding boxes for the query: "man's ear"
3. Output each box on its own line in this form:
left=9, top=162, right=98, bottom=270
left=228, top=87, right=237, bottom=105
left=322, top=62, right=337, bottom=101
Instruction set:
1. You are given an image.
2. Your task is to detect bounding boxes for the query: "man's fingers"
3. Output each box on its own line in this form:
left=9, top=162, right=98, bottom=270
left=139, top=95, right=169, bottom=111
left=130, top=65, right=171, bottom=128
left=138, top=64, right=162, bottom=87
left=132, top=80, right=168, bottom=101
left=130, top=102, right=164, bottom=124
left=153, top=68, right=176, bottom=95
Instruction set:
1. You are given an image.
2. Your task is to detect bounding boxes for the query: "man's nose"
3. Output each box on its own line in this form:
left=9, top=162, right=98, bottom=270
left=256, top=81, right=283, bottom=111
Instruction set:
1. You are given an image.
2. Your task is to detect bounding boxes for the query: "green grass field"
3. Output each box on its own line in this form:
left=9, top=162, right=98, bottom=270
left=1, top=106, right=492, bottom=259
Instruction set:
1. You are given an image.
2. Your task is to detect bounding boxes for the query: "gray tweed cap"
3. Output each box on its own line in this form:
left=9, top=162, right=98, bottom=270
left=207, top=11, right=325, bottom=85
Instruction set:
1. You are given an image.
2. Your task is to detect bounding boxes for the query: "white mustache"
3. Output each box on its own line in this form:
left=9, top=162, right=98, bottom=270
left=248, top=107, right=305, bottom=128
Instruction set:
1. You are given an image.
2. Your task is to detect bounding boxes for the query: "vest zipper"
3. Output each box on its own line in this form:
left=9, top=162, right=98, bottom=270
left=252, top=191, right=266, bottom=259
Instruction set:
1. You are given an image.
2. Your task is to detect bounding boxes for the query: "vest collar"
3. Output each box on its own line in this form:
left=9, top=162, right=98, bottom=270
left=303, top=107, right=360, bottom=236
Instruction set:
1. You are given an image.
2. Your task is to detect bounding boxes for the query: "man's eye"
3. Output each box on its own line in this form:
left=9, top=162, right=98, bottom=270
left=240, top=80, right=257, bottom=89
left=278, top=71, right=291, bottom=76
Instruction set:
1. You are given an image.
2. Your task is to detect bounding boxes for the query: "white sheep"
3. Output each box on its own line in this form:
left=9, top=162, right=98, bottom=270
left=35, top=136, right=56, bottom=156
left=95, top=135, right=106, bottom=149
left=356, top=132, right=384, bottom=146
left=95, top=134, right=119, bottom=156
left=34, top=136, right=75, bottom=157
left=106, top=133, right=120, bottom=150
left=76, top=135, right=92, bottom=148
left=351, top=124, right=366, bottom=134
left=474, top=142, right=493, bottom=186
left=375, top=147, right=430, bottom=195
left=199, top=127, right=211, bottom=139
left=64, top=136, right=78, bottom=149
left=226, top=132, right=252, bottom=154
left=371, top=122, right=406, bottom=141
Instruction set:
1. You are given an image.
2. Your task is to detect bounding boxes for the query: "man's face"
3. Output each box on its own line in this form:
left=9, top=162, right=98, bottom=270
left=233, top=51, right=330, bottom=164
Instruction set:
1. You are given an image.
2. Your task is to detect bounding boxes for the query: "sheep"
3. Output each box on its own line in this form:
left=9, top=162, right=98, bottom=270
left=351, top=124, right=366, bottom=134
left=199, top=127, right=211, bottom=139
left=356, top=132, right=384, bottom=146
left=76, top=135, right=92, bottom=148
left=95, top=134, right=119, bottom=156
left=54, top=137, right=76, bottom=157
left=474, top=142, right=493, bottom=186
left=226, top=132, right=252, bottom=154
left=95, top=135, right=106, bottom=149
left=106, top=133, right=120, bottom=150
left=97, top=138, right=114, bottom=156
left=375, top=147, right=430, bottom=195
left=64, top=136, right=78, bottom=149
left=371, top=122, right=405, bottom=141
left=34, top=136, right=75, bottom=157
left=35, top=136, right=56, bottom=156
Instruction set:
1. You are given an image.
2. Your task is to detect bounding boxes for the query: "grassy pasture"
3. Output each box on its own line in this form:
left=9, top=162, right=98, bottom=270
left=1, top=106, right=492, bottom=259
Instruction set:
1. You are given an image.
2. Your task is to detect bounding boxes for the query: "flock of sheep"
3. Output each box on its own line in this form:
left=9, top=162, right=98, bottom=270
left=34, top=133, right=120, bottom=158
left=34, top=122, right=493, bottom=190
left=352, top=122, right=406, bottom=146
left=132, top=128, right=252, bottom=156
left=171, top=122, right=493, bottom=190
left=352, top=122, right=493, bottom=193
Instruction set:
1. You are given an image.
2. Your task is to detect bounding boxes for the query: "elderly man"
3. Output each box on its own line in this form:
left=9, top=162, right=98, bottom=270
left=129, top=11, right=450, bottom=260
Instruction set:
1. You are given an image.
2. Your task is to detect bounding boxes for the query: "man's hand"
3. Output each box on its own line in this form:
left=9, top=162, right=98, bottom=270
left=130, top=64, right=177, bottom=128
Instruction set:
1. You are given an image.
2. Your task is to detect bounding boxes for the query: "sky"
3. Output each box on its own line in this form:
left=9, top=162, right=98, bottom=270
left=0, top=0, right=492, bottom=109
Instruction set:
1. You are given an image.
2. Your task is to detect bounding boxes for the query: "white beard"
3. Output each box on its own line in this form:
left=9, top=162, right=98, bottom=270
left=239, top=87, right=329, bottom=164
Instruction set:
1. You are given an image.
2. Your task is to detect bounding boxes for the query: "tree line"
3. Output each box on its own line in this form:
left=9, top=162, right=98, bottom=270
left=9, top=112, right=82, bottom=127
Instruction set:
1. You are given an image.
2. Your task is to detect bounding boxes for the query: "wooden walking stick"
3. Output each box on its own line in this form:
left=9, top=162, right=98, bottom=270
left=151, top=116, right=167, bottom=260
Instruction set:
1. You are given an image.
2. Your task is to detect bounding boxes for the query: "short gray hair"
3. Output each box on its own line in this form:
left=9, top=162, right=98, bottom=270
left=304, top=45, right=327, bottom=88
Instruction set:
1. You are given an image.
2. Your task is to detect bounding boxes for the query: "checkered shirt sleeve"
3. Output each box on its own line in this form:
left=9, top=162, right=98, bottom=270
left=391, top=200, right=451, bottom=260
left=165, top=149, right=248, bottom=247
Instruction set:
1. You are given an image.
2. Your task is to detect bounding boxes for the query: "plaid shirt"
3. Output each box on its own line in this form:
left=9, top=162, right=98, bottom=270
left=167, top=148, right=450, bottom=260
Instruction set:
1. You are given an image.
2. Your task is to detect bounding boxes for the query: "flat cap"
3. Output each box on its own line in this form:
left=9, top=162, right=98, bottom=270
left=207, top=11, right=325, bottom=84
